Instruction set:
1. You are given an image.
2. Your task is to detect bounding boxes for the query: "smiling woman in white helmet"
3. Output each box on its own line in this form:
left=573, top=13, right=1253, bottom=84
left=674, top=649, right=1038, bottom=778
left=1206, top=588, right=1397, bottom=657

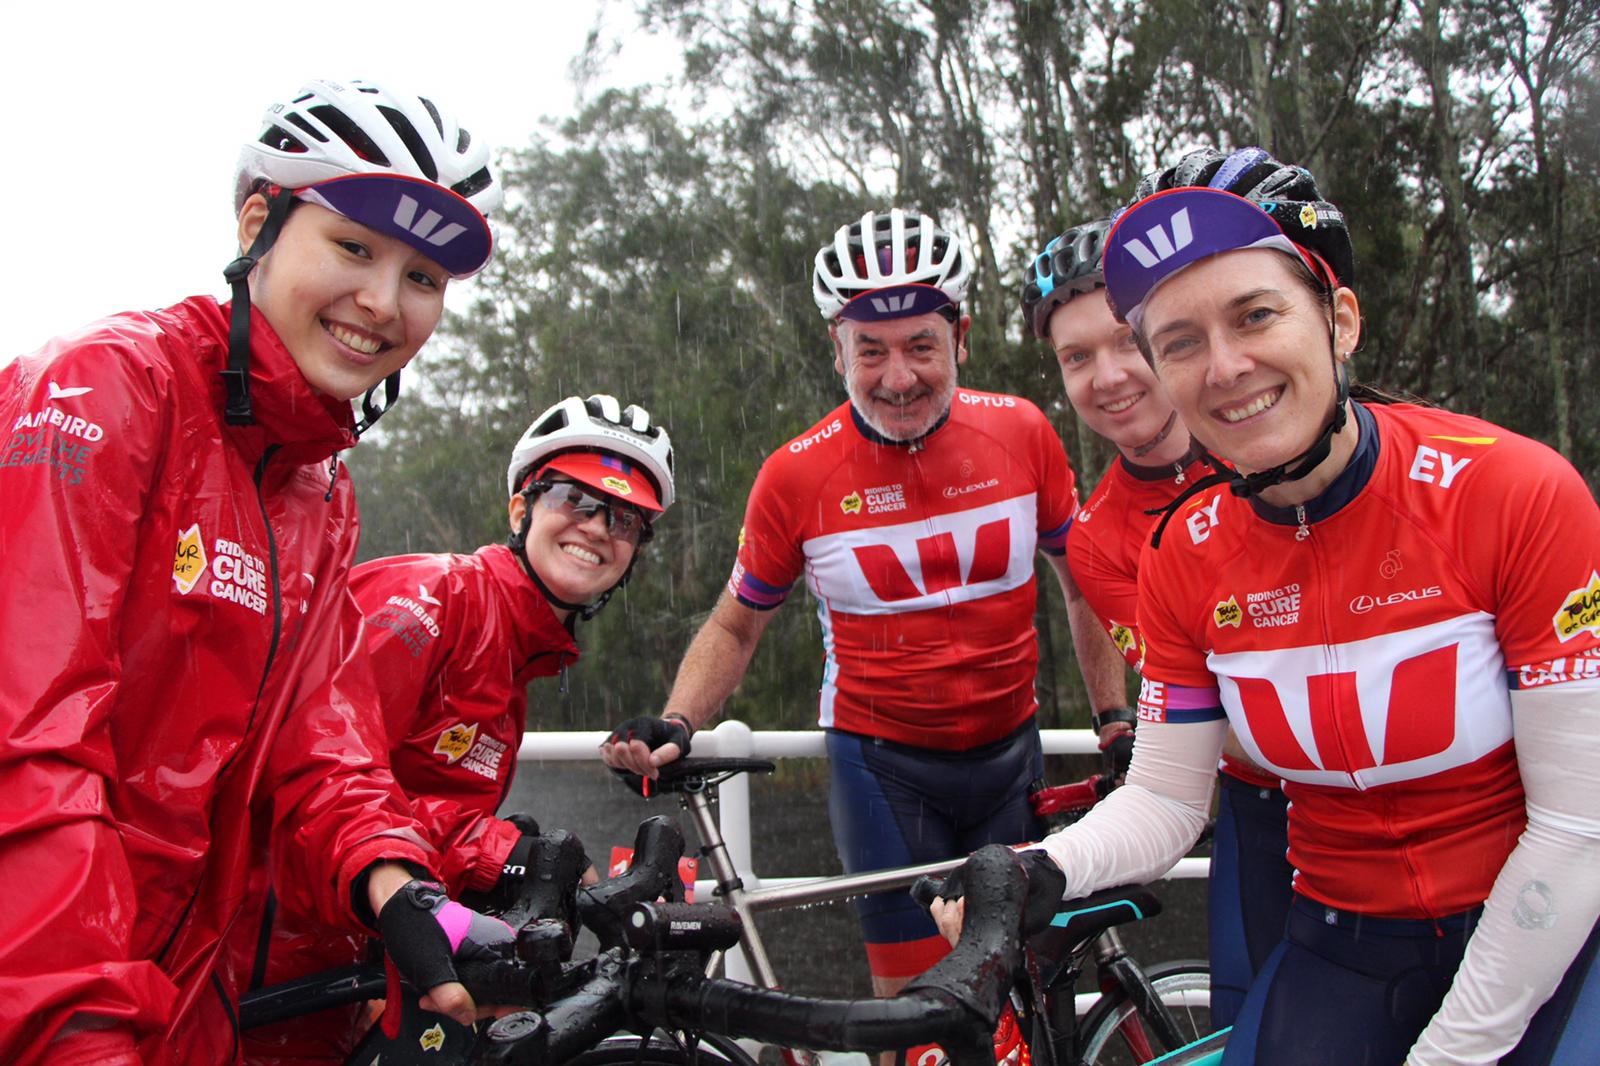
left=0, top=78, right=512, bottom=1065
left=248, top=394, right=675, bottom=1064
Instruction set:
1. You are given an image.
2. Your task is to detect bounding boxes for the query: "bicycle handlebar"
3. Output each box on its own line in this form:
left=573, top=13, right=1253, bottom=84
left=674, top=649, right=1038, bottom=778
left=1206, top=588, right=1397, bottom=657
left=482, top=843, right=1028, bottom=1066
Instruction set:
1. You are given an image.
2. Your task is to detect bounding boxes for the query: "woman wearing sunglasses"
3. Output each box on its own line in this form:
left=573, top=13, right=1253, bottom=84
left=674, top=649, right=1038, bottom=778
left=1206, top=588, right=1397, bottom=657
left=246, top=394, right=674, bottom=1064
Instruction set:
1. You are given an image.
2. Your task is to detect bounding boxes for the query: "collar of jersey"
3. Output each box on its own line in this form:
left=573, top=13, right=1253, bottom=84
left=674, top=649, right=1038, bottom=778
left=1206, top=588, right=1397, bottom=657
left=1248, top=400, right=1379, bottom=527
left=848, top=403, right=951, bottom=448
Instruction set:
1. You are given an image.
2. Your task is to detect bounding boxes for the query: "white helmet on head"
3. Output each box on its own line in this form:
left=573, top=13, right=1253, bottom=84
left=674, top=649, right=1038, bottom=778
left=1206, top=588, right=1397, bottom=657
left=812, top=208, right=972, bottom=320
left=507, top=394, right=676, bottom=510
left=233, top=78, right=502, bottom=278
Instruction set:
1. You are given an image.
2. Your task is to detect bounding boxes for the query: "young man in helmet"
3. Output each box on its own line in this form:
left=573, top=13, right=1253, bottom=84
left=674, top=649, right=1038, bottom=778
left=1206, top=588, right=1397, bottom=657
left=0, top=78, right=513, bottom=1064
left=248, top=394, right=672, bottom=1064
left=603, top=208, right=1108, bottom=999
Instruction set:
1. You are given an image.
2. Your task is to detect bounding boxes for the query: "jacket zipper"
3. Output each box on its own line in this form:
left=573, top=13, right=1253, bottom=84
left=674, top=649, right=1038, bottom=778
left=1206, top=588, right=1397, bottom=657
left=157, top=446, right=285, bottom=969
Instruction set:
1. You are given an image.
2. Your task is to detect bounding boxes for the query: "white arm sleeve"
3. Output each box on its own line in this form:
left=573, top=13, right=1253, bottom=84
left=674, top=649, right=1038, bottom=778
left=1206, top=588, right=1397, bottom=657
left=1408, top=678, right=1600, bottom=1065
left=1027, top=716, right=1227, bottom=899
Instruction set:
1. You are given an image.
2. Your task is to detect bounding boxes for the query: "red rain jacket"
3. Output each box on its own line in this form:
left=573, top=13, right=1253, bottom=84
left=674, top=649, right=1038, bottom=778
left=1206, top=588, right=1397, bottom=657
left=0, top=297, right=435, bottom=1065
left=243, top=544, right=579, bottom=1062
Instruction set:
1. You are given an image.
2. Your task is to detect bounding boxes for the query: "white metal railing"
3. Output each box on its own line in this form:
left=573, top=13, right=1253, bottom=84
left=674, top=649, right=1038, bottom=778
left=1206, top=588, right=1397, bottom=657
left=517, top=719, right=1210, bottom=899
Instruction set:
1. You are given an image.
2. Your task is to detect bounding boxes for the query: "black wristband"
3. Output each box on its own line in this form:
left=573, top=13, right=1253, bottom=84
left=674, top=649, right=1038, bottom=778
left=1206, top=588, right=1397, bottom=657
left=1090, top=706, right=1138, bottom=732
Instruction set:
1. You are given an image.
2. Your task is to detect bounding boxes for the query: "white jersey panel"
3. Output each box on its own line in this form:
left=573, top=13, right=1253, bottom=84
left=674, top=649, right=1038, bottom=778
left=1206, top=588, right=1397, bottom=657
left=1210, top=611, right=1508, bottom=789
left=800, top=493, right=1040, bottom=616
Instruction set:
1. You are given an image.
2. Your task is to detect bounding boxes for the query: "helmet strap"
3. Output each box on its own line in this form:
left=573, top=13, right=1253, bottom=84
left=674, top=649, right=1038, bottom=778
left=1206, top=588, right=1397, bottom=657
left=221, top=186, right=295, bottom=426
left=352, top=371, right=402, bottom=438
left=1130, top=409, right=1181, bottom=458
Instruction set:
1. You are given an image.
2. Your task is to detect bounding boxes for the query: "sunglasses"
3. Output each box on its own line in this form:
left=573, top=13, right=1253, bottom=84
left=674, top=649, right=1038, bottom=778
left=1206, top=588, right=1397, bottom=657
left=535, top=481, right=651, bottom=544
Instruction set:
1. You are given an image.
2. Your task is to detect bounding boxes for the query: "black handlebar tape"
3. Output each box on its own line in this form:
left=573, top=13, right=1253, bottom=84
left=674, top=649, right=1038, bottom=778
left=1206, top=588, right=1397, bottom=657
left=651, top=980, right=986, bottom=1061
left=578, top=816, right=685, bottom=949
left=624, top=901, right=743, bottom=953
left=903, top=844, right=1027, bottom=1026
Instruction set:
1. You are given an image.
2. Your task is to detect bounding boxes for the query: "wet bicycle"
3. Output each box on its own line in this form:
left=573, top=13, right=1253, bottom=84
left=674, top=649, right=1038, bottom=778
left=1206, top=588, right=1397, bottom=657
left=622, top=757, right=1215, bottom=1066
left=239, top=815, right=1031, bottom=1066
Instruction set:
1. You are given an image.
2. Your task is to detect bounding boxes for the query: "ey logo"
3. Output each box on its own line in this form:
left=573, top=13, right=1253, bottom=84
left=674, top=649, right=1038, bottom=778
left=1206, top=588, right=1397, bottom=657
left=851, top=518, right=1010, bottom=601
left=1234, top=644, right=1457, bottom=774
left=869, top=293, right=918, bottom=315
left=393, top=194, right=467, bottom=247
left=1123, top=208, right=1193, bottom=268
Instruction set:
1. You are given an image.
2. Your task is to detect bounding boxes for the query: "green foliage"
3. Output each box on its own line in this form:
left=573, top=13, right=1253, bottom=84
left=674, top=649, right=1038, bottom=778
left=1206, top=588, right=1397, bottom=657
left=350, top=0, right=1599, bottom=732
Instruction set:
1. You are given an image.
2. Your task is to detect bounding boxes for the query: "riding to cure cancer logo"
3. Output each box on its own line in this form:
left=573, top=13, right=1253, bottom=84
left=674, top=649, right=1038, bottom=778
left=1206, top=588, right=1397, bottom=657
left=1554, top=571, right=1600, bottom=643
left=1214, top=596, right=1242, bottom=629
left=173, top=524, right=207, bottom=594
left=434, top=722, right=477, bottom=764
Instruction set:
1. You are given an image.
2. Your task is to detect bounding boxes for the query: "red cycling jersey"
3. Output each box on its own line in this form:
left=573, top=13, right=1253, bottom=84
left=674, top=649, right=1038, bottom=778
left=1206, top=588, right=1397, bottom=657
left=1136, top=401, right=1600, bottom=917
left=728, top=392, right=1077, bottom=750
left=1070, top=452, right=1280, bottom=789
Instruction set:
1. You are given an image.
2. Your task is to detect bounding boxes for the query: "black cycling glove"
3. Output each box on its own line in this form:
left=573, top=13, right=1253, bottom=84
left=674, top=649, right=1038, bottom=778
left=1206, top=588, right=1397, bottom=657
left=606, top=715, right=692, bottom=757
left=1100, top=730, right=1135, bottom=783
left=376, top=879, right=517, bottom=1035
left=917, top=849, right=1067, bottom=937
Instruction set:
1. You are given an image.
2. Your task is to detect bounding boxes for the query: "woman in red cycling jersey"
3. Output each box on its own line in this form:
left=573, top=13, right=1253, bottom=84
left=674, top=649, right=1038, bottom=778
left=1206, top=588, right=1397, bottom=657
left=942, top=147, right=1600, bottom=1064
left=246, top=395, right=675, bottom=1064
left=0, top=78, right=517, bottom=1064
left=1020, top=204, right=1293, bottom=1032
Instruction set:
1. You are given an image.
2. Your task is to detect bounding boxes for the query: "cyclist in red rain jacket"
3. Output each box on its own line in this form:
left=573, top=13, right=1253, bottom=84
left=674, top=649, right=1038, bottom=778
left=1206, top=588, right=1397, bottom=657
left=0, top=79, right=519, bottom=1065
left=246, top=396, right=675, bottom=1063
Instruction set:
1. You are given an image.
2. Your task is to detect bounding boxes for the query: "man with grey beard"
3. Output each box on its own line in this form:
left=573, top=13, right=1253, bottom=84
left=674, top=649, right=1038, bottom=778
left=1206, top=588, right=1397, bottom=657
left=603, top=208, right=1110, bottom=1005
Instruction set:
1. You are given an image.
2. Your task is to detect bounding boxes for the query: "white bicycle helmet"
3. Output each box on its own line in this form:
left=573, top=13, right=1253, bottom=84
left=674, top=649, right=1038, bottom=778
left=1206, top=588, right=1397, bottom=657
left=812, top=208, right=972, bottom=319
left=233, top=78, right=501, bottom=277
left=507, top=394, right=676, bottom=510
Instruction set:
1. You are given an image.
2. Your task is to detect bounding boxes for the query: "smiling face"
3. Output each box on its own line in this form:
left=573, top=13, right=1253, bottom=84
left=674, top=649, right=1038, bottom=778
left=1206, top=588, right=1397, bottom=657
left=510, top=480, right=637, bottom=609
left=1138, top=248, right=1360, bottom=487
left=831, top=311, right=969, bottom=440
left=1048, top=289, right=1183, bottom=461
left=238, top=195, right=448, bottom=401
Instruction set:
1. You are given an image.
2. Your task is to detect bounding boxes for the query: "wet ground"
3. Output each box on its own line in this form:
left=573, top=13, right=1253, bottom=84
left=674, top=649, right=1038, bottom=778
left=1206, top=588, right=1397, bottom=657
left=503, top=753, right=1209, bottom=998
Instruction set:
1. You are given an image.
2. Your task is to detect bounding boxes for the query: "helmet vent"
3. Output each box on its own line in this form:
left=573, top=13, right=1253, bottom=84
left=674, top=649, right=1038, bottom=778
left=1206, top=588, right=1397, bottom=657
left=456, top=128, right=473, bottom=154
left=309, top=104, right=390, bottom=166
left=285, top=112, right=329, bottom=143
left=378, top=106, right=439, bottom=181
left=260, top=125, right=308, bottom=154
left=419, top=97, right=445, bottom=138
left=453, top=166, right=494, bottom=201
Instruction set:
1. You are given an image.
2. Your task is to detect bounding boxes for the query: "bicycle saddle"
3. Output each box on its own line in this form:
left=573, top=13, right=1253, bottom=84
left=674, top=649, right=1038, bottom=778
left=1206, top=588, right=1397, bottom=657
left=1031, top=882, right=1164, bottom=951
left=613, top=756, right=777, bottom=797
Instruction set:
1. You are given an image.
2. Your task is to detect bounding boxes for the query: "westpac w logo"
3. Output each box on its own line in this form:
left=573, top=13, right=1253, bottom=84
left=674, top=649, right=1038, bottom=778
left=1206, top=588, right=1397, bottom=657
left=852, top=518, right=1011, bottom=601
left=1122, top=208, right=1194, bottom=268
left=393, top=195, right=467, bottom=247
left=869, top=293, right=919, bottom=315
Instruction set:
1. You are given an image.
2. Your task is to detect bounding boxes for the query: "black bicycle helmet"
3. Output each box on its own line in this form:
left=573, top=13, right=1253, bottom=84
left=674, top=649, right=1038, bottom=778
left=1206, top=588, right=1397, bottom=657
left=1020, top=218, right=1113, bottom=339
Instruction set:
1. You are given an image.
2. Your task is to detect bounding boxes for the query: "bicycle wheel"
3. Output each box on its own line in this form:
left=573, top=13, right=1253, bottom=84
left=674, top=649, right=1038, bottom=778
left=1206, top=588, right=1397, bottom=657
left=1077, top=960, right=1211, bottom=1066
left=567, top=1031, right=759, bottom=1066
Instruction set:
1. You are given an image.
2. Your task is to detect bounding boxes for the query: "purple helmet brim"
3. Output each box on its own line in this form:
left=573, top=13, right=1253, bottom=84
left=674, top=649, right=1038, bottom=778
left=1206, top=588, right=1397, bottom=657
left=1104, top=187, right=1315, bottom=330
left=835, top=283, right=955, bottom=323
left=297, top=173, right=492, bottom=278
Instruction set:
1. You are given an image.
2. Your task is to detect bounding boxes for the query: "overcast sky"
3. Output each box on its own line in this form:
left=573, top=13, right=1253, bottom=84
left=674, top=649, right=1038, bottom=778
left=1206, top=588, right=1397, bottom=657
left=1, top=2, right=678, bottom=363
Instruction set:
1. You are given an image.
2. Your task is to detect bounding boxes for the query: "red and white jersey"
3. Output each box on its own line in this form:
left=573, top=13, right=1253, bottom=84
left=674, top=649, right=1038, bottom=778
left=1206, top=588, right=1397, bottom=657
left=1069, top=453, right=1213, bottom=672
left=1136, top=401, right=1600, bottom=917
left=728, top=392, right=1078, bottom=750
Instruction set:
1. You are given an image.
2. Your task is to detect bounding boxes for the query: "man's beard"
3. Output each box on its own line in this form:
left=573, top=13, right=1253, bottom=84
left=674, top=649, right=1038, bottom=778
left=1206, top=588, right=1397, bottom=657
left=847, top=373, right=957, bottom=442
